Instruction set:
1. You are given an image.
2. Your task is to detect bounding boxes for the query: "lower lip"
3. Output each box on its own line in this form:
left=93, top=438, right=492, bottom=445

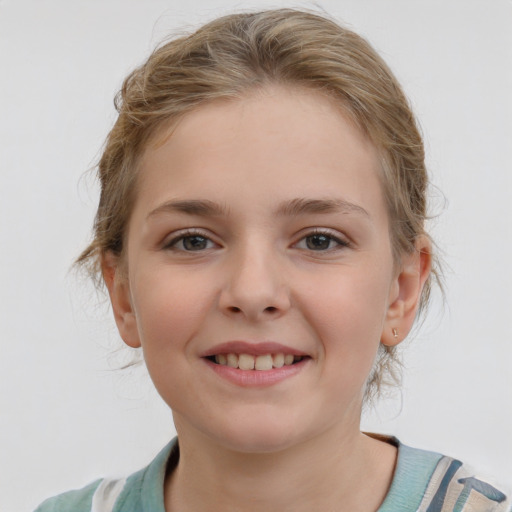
left=204, top=358, right=309, bottom=387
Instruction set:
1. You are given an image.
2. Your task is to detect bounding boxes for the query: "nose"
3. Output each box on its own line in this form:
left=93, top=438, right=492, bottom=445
left=218, top=242, right=291, bottom=321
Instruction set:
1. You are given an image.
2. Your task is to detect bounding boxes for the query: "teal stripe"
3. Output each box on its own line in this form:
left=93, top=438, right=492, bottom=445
left=113, top=440, right=177, bottom=512
left=378, top=443, right=443, bottom=512
left=33, top=479, right=102, bottom=512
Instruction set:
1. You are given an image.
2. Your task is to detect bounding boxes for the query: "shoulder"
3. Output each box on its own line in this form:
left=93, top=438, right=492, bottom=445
left=385, top=441, right=512, bottom=512
left=33, top=439, right=178, bottom=512
left=33, top=479, right=102, bottom=512
left=418, top=451, right=511, bottom=512
left=34, top=473, right=142, bottom=512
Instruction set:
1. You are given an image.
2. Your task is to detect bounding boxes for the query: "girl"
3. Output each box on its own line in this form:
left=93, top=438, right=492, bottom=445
left=35, top=8, right=510, bottom=512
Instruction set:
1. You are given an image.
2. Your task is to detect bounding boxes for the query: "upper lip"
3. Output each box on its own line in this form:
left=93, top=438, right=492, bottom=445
left=201, top=341, right=309, bottom=357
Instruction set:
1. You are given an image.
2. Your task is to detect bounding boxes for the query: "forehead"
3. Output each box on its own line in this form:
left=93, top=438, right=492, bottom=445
left=138, top=87, right=381, bottom=198
left=128, top=87, right=389, bottom=241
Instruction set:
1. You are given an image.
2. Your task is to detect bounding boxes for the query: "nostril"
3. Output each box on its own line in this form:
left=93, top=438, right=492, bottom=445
left=226, top=305, right=278, bottom=315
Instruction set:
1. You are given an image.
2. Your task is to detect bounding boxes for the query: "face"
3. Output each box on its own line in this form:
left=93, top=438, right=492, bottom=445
left=106, top=86, right=426, bottom=453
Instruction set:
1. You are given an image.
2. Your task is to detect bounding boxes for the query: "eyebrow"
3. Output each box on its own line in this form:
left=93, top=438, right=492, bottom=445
left=276, top=198, right=370, bottom=218
left=147, top=197, right=369, bottom=220
left=147, top=199, right=228, bottom=219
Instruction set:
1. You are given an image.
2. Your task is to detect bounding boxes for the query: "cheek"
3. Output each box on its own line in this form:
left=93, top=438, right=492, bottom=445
left=302, top=264, right=392, bottom=369
left=130, top=267, right=214, bottom=353
left=128, top=268, right=217, bottom=403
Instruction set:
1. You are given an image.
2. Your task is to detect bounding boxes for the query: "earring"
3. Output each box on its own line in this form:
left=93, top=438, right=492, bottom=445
left=392, top=328, right=398, bottom=340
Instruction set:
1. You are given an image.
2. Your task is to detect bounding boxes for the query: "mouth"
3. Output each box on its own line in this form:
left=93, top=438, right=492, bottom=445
left=202, top=342, right=309, bottom=386
left=205, top=353, right=307, bottom=371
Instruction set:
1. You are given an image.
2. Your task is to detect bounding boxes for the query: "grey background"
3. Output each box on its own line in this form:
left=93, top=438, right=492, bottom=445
left=1, top=1, right=511, bottom=510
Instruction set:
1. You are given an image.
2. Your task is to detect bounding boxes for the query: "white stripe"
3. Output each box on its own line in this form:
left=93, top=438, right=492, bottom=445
left=416, top=456, right=454, bottom=512
left=417, top=457, right=512, bottom=512
left=90, top=477, right=127, bottom=512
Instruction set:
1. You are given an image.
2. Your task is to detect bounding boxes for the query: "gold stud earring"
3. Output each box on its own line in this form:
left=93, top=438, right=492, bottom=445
left=392, top=328, right=398, bottom=340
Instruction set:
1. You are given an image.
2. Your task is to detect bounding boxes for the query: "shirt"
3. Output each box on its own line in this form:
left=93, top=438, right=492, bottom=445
left=35, top=437, right=511, bottom=512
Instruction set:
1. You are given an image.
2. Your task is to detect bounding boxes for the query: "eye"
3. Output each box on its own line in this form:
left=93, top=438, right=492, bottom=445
left=295, top=231, right=349, bottom=251
left=165, top=231, right=216, bottom=251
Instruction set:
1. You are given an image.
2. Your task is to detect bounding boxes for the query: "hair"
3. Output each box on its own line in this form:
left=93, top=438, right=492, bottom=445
left=77, top=8, right=441, bottom=401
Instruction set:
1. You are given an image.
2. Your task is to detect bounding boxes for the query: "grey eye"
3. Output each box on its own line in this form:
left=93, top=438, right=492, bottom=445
left=181, top=235, right=211, bottom=251
left=307, top=234, right=339, bottom=250
left=295, top=232, right=349, bottom=252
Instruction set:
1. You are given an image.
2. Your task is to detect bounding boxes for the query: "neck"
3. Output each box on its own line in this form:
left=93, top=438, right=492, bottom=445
left=164, top=425, right=397, bottom=512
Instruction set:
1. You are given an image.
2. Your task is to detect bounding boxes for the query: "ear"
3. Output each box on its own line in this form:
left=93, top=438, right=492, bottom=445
left=101, top=251, right=141, bottom=348
left=381, top=237, right=432, bottom=346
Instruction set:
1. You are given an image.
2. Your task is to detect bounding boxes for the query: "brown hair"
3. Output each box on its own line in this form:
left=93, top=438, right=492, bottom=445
left=77, top=8, right=440, bottom=400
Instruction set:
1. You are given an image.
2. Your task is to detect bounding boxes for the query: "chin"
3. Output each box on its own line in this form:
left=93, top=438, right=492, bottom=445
left=207, top=414, right=307, bottom=454
left=174, top=401, right=326, bottom=455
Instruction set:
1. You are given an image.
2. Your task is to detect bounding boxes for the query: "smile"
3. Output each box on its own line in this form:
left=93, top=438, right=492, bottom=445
left=208, top=353, right=305, bottom=371
left=201, top=342, right=310, bottom=386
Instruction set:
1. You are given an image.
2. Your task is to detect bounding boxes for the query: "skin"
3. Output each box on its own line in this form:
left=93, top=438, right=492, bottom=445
left=103, top=86, right=431, bottom=512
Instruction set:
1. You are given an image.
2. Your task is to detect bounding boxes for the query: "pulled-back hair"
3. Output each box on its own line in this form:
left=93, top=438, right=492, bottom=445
left=77, top=8, right=440, bottom=401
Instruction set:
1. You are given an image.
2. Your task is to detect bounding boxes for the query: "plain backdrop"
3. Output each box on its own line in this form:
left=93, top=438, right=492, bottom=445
left=1, top=1, right=511, bottom=510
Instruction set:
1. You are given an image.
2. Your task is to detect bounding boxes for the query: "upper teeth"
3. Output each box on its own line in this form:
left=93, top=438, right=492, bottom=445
left=214, top=353, right=302, bottom=370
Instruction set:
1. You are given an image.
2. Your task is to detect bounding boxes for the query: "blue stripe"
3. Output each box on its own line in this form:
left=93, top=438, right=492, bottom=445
left=425, top=459, right=463, bottom=512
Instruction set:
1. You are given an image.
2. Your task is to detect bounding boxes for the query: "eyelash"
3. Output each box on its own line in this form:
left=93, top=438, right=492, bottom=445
left=163, top=228, right=350, bottom=253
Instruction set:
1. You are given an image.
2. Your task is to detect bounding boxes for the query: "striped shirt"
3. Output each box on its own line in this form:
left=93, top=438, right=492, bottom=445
left=35, top=437, right=511, bottom=512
